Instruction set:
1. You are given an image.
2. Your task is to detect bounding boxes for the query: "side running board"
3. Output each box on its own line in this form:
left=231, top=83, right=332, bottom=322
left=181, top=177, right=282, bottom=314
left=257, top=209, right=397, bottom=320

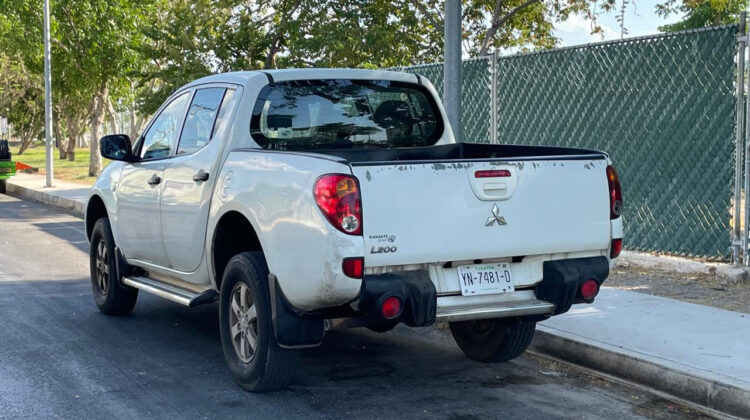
left=122, top=276, right=218, bottom=307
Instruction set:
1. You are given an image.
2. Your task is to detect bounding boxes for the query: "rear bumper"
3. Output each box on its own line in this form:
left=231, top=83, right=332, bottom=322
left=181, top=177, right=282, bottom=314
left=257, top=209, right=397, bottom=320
left=354, top=256, right=609, bottom=325
left=436, top=291, right=555, bottom=322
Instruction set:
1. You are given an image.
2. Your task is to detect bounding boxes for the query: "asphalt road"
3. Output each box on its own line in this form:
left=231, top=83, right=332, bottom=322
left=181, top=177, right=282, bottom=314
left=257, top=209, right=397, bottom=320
left=0, top=194, right=708, bottom=420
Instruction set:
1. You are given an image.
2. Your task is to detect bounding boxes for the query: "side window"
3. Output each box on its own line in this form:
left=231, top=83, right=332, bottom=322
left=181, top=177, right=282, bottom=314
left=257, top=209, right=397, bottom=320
left=177, top=88, right=227, bottom=155
left=140, top=92, right=191, bottom=160
left=211, top=89, right=236, bottom=141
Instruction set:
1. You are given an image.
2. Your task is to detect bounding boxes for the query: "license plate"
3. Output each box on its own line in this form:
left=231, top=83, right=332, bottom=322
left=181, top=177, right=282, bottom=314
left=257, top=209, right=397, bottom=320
left=0, top=167, right=11, bottom=173
left=457, top=263, right=514, bottom=296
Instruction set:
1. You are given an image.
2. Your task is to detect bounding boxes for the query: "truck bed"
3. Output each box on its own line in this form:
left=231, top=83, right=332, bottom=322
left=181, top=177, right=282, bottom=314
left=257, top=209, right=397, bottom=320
left=321, top=143, right=612, bottom=271
left=296, top=142, right=607, bottom=164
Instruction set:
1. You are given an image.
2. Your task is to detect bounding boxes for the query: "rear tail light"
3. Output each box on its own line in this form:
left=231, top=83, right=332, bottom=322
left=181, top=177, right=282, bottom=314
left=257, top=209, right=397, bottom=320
left=342, top=257, right=364, bottom=279
left=579, top=279, right=600, bottom=300
left=314, top=174, right=362, bottom=235
left=381, top=296, right=403, bottom=319
left=606, top=165, right=622, bottom=219
left=610, top=238, right=623, bottom=259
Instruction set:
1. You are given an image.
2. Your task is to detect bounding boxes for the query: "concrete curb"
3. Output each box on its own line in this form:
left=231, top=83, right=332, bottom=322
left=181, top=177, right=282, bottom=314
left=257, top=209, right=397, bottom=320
left=618, top=251, right=750, bottom=284
left=6, top=181, right=85, bottom=217
left=530, top=327, right=750, bottom=419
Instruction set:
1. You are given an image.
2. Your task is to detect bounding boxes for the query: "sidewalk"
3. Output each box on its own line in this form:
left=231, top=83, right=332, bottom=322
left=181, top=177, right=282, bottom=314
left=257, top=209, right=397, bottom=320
left=5, top=172, right=88, bottom=216
left=4, top=173, right=749, bottom=417
left=533, top=287, right=750, bottom=418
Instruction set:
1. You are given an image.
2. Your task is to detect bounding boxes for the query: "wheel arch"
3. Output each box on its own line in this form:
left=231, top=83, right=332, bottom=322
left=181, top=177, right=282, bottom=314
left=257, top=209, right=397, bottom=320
left=85, top=194, right=109, bottom=243
left=211, top=210, right=264, bottom=291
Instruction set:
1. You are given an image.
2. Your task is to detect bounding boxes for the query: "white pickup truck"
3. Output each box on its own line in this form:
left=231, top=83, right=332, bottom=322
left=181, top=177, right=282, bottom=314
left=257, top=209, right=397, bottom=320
left=87, top=69, right=623, bottom=391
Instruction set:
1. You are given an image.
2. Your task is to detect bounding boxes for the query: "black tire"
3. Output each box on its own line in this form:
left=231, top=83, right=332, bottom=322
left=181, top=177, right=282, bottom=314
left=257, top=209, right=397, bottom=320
left=449, top=317, right=536, bottom=363
left=0, top=139, right=9, bottom=160
left=0, top=180, right=6, bottom=194
left=219, top=252, right=299, bottom=392
left=89, top=218, right=138, bottom=315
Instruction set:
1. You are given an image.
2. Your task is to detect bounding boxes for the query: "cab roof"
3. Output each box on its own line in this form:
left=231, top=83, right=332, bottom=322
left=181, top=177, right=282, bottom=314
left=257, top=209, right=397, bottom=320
left=184, top=68, right=421, bottom=89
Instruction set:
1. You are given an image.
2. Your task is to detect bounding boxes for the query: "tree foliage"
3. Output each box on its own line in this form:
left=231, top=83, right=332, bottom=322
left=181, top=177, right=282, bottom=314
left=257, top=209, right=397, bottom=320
left=656, top=0, right=748, bottom=32
left=0, top=0, right=731, bottom=175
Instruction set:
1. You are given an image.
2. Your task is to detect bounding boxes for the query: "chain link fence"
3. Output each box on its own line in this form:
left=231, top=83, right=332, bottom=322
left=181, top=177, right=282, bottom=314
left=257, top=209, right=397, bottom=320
left=391, top=25, right=739, bottom=260
left=391, top=58, right=491, bottom=142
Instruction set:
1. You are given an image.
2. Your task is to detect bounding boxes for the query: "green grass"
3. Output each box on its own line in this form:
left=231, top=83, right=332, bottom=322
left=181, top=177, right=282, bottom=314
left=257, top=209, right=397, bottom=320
left=14, top=145, right=109, bottom=185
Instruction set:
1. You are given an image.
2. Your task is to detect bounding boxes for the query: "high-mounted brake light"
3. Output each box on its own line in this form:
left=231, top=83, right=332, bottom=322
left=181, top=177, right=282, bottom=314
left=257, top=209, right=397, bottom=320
left=475, top=169, right=511, bottom=178
left=606, top=165, right=622, bottom=219
left=314, top=174, right=363, bottom=235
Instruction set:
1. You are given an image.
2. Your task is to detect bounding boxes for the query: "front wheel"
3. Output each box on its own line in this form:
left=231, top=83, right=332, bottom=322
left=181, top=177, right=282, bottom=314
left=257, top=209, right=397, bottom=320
left=219, top=252, right=299, bottom=392
left=89, top=218, right=138, bottom=315
left=449, top=317, right=536, bottom=362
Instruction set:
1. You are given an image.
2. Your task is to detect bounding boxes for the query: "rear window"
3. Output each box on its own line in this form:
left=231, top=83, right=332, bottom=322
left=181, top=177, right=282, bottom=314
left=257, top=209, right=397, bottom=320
left=250, top=79, right=443, bottom=150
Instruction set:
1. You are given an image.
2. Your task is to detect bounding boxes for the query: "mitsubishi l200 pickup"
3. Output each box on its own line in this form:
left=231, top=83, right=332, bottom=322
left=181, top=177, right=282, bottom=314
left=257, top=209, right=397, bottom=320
left=87, top=69, right=623, bottom=391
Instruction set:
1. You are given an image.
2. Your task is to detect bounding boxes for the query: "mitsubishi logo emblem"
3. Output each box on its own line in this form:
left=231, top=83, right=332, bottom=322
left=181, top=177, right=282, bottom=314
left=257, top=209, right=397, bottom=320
left=485, top=203, right=507, bottom=227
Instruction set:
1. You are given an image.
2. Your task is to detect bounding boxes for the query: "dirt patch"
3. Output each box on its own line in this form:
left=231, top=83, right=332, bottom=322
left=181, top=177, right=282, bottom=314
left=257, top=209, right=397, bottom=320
left=607, top=265, right=750, bottom=314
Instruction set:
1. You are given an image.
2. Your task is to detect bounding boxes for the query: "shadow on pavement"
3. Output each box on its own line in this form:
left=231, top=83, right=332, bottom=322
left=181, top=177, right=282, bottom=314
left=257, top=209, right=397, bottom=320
left=0, top=277, right=706, bottom=420
left=31, top=221, right=88, bottom=252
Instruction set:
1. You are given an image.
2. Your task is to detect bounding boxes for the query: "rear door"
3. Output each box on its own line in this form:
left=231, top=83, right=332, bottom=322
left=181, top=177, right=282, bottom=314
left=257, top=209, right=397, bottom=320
left=117, top=91, right=191, bottom=266
left=352, top=157, right=611, bottom=267
left=160, top=87, right=239, bottom=272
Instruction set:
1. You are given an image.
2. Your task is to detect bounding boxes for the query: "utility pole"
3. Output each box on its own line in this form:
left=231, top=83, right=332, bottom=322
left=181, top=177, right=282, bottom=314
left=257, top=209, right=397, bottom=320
left=43, top=0, right=54, bottom=187
left=444, top=0, right=462, bottom=142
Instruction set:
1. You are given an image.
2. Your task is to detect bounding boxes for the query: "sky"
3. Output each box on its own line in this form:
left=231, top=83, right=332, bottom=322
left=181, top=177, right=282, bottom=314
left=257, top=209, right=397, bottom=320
left=554, top=0, right=685, bottom=46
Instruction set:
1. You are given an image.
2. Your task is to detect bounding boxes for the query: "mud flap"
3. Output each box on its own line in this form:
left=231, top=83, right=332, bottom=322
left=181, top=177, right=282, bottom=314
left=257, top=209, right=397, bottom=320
left=268, top=275, right=325, bottom=348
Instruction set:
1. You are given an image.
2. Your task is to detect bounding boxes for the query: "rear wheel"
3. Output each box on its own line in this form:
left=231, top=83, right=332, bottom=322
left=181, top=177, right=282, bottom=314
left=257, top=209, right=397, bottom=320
left=449, top=317, right=536, bottom=362
left=219, top=252, right=299, bottom=392
left=0, top=179, right=6, bottom=194
left=89, top=218, right=138, bottom=315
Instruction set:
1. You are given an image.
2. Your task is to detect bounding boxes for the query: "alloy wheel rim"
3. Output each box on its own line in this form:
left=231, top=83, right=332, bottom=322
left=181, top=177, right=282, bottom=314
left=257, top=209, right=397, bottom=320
left=95, top=239, right=109, bottom=296
left=229, top=282, right=258, bottom=363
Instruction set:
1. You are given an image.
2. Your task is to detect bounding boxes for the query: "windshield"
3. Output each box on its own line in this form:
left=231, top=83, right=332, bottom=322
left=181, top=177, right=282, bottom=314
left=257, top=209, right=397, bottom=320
left=250, top=79, right=443, bottom=150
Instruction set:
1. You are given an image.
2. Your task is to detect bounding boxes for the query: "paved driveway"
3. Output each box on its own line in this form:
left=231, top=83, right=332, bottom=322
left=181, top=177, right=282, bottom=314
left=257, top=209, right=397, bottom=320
left=0, top=195, right=706, bottom=419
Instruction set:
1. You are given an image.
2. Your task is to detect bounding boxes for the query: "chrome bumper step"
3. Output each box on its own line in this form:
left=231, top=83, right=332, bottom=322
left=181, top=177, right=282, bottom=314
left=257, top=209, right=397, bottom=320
left=122, top=276, right=217, bottom=307
left=435, top=290, right=555, bottom=322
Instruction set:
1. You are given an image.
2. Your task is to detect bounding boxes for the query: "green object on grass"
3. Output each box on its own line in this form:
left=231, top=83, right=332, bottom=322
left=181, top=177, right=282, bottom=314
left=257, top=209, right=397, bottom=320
left=0, top=159, right=15, bottom=180
left=0, top=139, right=15, bottom=183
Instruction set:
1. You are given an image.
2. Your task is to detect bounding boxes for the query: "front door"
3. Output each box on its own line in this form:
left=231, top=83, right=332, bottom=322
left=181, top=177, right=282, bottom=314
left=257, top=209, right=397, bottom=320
left=116, top=91, right=191, bottom=267
left=160, top=87, right=238, bottom=272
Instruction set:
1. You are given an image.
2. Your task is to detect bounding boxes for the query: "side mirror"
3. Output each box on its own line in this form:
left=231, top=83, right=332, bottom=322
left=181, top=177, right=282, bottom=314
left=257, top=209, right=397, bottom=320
left=100, top=134, right=136, bottom=162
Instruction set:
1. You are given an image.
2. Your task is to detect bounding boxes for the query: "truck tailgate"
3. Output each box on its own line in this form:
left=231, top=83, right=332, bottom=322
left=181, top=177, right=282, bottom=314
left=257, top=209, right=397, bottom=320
left=352, top=157, right=611, bottom=267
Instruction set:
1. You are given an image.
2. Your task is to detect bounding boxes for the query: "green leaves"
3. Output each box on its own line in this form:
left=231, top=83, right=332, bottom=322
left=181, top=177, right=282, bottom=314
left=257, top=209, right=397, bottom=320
left=657, top=0, right=748, bottom=31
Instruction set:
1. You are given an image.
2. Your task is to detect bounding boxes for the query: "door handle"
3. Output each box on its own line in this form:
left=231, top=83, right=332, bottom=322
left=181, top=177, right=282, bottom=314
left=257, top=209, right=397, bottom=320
left=192, top=169, right=209, bottom=182
left=147, top=174, right=162, bottom=186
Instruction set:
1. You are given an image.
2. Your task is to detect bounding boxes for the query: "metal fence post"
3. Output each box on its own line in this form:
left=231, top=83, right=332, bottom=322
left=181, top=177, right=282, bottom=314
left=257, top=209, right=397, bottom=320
left=734, top=13, right=746, bottom=265
left=742, top=11, right=750, bottom=265
left=489, top=50, right=499, bottom=144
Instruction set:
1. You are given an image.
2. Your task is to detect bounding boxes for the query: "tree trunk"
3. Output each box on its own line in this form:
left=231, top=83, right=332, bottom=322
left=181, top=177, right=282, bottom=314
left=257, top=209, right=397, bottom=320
left=129, top=107, right=139, bottom=140
left=106, top=97, right=118, bottom=134
left=17, top=126, right=33, bottom=155
left=89, top=84, right=108, bottom=177
left=55, top=116, right=66, bottom=160
left=65, top=113, right=78, bottom=161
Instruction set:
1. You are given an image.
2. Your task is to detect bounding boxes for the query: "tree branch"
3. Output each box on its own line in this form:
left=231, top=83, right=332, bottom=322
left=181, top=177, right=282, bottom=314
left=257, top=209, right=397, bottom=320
left=479, top=0, right=541, bottom=56
left=413, top=1, right=443, bottom=34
